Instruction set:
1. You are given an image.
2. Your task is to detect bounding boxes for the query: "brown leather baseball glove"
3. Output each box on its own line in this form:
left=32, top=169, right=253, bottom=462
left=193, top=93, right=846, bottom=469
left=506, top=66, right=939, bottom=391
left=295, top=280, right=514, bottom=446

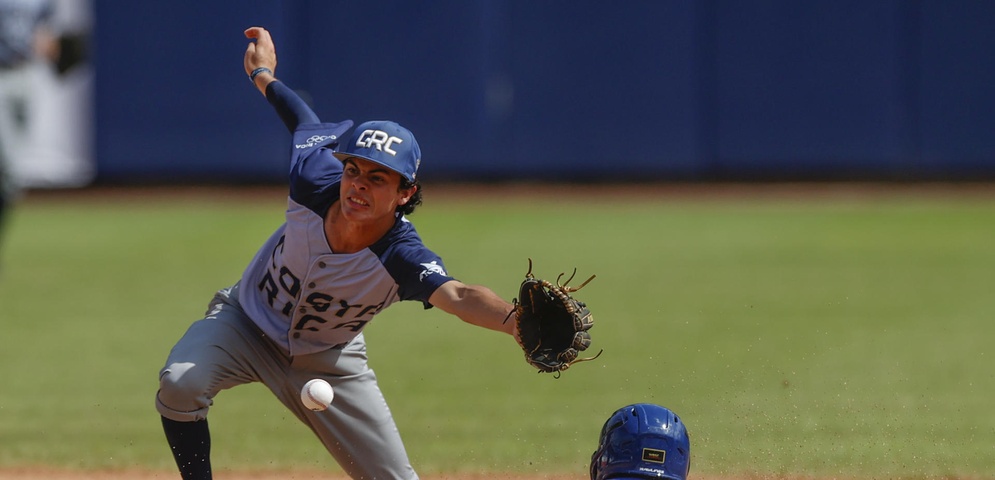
left=510, top=259, right=601, bottom=375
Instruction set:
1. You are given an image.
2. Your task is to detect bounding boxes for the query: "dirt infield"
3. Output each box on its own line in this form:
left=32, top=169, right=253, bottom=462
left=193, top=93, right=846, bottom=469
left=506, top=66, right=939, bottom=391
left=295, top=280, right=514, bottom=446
left=5, top=469, right=992, bottom=480
left=0, top=469, right=878, bottom=480
left=0, top=469, right=587, bottom=480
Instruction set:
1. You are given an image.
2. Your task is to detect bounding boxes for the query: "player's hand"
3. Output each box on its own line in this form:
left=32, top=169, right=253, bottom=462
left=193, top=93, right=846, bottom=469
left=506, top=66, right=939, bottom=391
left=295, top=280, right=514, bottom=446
left=244, top=26, right=277, bottom=77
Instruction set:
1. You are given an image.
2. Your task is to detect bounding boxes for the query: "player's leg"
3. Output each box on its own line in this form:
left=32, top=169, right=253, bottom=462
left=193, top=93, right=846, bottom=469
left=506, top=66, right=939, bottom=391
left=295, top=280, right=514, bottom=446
left=0, top=175, right=7, bottom=260
left=0, top=76, right=14, bottom=267
left=160, top=415, right=212, bottom=480
left=156, top=285, right=285, bottom=480
left=269, top=335, right=419, bottom=480
left=0, top=153, right=13, bottom=269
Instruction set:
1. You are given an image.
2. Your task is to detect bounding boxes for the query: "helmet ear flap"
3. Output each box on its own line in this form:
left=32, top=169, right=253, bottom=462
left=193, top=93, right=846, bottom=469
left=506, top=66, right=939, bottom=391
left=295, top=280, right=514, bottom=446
left=589, top=449, right=600, bottom=480
left=590, top=417, right=623, bottom=480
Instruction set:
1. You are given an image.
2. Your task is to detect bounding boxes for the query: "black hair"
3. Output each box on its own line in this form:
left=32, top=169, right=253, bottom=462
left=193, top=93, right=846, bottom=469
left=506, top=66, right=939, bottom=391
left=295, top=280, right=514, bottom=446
left=396, top=179, right=422, bottom=215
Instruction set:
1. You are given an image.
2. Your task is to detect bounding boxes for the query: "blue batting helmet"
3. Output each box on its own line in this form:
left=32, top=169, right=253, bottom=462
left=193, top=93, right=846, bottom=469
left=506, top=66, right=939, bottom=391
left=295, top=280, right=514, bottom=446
left=590, top=404, right=691, bottom=480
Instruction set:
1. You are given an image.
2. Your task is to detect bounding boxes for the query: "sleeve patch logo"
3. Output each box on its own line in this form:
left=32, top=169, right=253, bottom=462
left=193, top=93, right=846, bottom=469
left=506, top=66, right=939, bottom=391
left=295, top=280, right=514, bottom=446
left=642, top=448, right=666, bottom=464
left=418, top=261, right=447, bottom=281
left=295, top=134, right=337, bottom=149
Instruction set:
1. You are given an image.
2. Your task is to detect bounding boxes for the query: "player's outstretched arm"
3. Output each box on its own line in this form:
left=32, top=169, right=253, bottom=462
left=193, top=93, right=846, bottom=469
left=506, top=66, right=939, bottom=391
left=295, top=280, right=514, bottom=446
left=430, top=280, right=520, bottom=340
left=244, top=26, right=277, bottom=95
left=243, top=26, right=320, bottom=131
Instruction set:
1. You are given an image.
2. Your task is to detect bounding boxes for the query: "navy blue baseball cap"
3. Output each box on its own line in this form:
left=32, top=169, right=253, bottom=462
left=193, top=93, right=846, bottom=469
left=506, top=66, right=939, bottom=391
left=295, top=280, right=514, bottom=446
left=333, top=120, right=421, bottom=183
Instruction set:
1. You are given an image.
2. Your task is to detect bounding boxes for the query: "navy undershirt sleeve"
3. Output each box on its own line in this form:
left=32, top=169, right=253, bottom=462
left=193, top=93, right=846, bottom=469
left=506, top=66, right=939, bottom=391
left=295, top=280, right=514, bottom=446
left=265, top=81, right=320, bottom=132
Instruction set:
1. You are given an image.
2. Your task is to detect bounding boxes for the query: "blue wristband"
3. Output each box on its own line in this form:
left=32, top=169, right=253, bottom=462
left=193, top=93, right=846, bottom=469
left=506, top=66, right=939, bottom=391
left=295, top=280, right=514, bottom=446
left=249, top=67, right=272, bottom=82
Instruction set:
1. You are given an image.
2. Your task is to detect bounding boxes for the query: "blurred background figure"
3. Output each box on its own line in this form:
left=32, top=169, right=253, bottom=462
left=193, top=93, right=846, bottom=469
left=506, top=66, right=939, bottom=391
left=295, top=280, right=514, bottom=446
left=0, top=0, right=92, bottom=265
left=0, top=0, right=56, bottom=262
left=590, top=403, right=691, bottom=480
left=13, top=0, right=92, bottom=188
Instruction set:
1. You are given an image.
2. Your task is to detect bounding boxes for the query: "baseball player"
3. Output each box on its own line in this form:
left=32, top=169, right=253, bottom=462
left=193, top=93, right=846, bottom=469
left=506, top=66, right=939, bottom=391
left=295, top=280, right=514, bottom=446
left=155, top=26, right=521, bottom=480
left=590, top=403, right=691, bottom=480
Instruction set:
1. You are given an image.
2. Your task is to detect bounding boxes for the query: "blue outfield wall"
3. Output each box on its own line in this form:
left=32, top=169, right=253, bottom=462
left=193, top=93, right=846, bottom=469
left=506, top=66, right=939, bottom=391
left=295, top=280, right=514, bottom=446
left=93, top=0, right=995, bottom=183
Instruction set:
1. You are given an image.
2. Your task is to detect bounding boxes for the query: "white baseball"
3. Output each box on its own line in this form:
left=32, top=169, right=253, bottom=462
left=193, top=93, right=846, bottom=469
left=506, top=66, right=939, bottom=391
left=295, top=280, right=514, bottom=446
left=301, top=378, right=335, bottom=411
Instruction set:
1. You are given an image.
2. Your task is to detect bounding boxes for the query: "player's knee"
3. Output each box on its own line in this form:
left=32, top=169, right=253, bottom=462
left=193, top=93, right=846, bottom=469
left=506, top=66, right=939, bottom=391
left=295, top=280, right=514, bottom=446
left=157, top=362, right=213, bottom=414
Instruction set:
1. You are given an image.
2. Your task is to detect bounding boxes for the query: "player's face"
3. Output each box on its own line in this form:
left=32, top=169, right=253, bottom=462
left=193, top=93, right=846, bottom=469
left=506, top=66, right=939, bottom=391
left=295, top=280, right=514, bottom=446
left=339, top=157, right=414, bottom=222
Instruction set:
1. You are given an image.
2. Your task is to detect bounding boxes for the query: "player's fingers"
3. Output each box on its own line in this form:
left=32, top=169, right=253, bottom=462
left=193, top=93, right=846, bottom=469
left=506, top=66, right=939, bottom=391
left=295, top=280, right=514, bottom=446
left=251, top=27, right=273, bottom=48
left=243, top=42, right=256, bottom=75
left=244, top=26, right=263, bottom=39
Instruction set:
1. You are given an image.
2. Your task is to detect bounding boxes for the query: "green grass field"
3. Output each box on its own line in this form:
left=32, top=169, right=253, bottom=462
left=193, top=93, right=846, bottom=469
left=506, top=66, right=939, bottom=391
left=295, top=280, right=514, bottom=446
left=0, top=185, right=993, bottom=479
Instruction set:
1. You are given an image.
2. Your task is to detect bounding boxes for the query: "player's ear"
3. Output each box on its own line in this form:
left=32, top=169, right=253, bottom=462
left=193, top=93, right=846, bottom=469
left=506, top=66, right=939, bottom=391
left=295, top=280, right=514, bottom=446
left=398, top=184, right=417, bottom=205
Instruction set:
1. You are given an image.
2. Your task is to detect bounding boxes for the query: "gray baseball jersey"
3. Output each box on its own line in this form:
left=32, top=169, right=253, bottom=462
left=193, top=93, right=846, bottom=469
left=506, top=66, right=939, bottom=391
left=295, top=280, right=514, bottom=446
left=157, top=80, right=452, bottom=479
left=239, top=120, right=453, bottom=356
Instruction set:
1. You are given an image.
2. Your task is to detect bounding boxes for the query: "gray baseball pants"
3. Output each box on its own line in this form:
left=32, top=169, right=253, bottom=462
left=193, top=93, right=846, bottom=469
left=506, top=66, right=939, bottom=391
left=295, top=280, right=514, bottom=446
left=156, top=284, right=418, bottom=480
